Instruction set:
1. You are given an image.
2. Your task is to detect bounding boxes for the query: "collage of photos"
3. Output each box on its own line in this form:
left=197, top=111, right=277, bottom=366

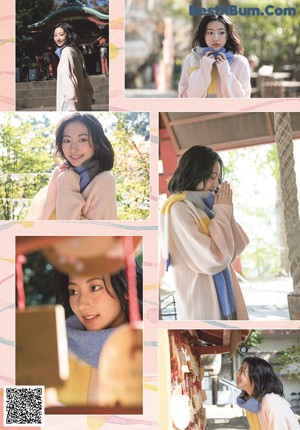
left=0, top=0, right=300, bottom=430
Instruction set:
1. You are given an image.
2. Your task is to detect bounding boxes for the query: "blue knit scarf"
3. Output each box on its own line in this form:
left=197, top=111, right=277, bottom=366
left=55, top=47, right=63, bottom=59
left=200, top=46, right=234, bottom=64
left=237, top=394, right=262, bottom=414
left=194, top=192, right=237, bottom=320
left=66, top=314, right=115, bottom=368
left=73, top=159, right=102, bottom=192
left=160, top=191, right=237, bottom=320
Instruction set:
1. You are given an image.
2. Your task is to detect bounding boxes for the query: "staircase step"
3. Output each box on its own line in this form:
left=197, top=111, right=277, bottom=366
left=18, top=103, right=108, bottom=112
left=16, top=75, right=108, bottom=110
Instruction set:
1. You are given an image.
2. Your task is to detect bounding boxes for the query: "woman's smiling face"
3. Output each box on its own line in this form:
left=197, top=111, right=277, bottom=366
left=236, top=362, right=255, bottom=395
left=54, top=27, right=68, bottom=47
left=61, top=120, right=95, bottom=166
left=68, top=274, right=125, bottom=331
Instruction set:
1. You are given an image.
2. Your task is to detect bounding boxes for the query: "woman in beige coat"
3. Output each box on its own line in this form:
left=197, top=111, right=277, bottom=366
left=28, top=113, right=117, bottom=220
left=160, top=145, right=249, bottom=320
left=53, top=22, right=94, bottom=111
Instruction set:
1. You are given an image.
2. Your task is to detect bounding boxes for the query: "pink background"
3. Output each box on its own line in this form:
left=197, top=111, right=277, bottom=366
left=0, top=1, right=299, bottom=429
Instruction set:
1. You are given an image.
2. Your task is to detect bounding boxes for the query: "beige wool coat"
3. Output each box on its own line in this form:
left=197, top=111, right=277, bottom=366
left=56, top=46, right=94, bottom=111
left=167, top=201, right=249, bottom=320
left=178, top=52, right=251, bottom=98
left=55, top=170, right=117, bottom=220
left=257, top=393, right=300, bottom=430
left=28, top=170, right=117, bottom=221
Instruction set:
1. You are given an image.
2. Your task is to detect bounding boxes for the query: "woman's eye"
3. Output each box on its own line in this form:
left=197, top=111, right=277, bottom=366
left=68, top=289, right=77, bottom=296
left=91, top=285, right=103, bottom=292
left=63, top=139, right=71, bottom=144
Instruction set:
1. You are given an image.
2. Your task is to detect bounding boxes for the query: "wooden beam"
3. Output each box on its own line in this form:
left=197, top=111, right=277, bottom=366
left=167, top=112, right=245, bottom=127
left=196, top=345, right=230, bottom=355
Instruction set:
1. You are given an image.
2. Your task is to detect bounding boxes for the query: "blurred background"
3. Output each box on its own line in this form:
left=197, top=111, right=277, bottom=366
left=160, top=329, right=300, bottom=429
left=0, top=112, right=150, bottom=220
left=125, top=0, right=300, bottom=98
left=16, top=0, right=109, bottom=110
left=159, top=112, right=300, bottom=320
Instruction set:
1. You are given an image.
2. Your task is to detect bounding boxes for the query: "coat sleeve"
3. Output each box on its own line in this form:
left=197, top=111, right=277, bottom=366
left=59, top=48, right=79, bottom=111
left=178, top=56, right=190, bottom=97
left=169, top=202, right=237, bottom=275
left=178, top=55, right=214, bottom=98
left=56, top=169, right=85, bottom=220
left=83, top=173, right=117, bottom=220
left=230, top=211, right=249, bottom=262
left=261, top=395, right=299, bottom=430
left=217, top=56, right=251, bottom=98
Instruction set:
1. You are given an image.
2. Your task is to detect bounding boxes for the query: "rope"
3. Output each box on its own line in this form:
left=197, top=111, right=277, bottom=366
left=274, top=112, right=300, bottom=296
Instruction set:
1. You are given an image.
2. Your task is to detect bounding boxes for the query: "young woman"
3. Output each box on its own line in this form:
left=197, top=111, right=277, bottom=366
left=28, top=113, right=117, bottom=220
left=159, top=145, right=249, bottom=320
left=237, top=357, right=300, bottom=430
left=178, top=14, right=251, bottom=98
left=53, top=22, right=94, bottom=111
left=55, top=260, right=143, bottom=405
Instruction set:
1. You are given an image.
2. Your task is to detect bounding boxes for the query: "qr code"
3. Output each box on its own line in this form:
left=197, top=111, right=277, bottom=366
left=4, top=386, right=44, bottom=427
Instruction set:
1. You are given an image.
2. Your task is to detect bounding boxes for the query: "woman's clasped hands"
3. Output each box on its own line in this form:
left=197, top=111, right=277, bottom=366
left=214, top=181, right=233, bottom=205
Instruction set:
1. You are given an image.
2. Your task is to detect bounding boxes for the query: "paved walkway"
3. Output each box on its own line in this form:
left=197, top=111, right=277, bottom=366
left=125, top=88, right=178, bottom=98
left=206, top=405, right=248, bottom=429
left=240, top=276, right=292, bottom=320
left=160, top=276, right=294, bottom=321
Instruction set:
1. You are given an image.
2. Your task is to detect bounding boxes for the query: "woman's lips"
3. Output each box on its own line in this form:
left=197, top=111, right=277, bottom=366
left=82, top=314, right=100, bottom=324
left=69, top=155, right=82, bottom=160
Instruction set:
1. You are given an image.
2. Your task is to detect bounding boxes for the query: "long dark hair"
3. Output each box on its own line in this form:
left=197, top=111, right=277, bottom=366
left=192, top=14, right=244, bottom=54
left=55, top=113, right=114, bottom=170
left=55, top=259, right=143, bottom=321
left=53, top=22, right=80, bottom=48
left=242, top=357, right=284, bottom=402
left=168, top=145, right=223, bottom=194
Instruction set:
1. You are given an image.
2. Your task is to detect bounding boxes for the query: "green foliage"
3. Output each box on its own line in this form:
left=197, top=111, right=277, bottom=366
left=95, top=112, right=150, bottom=220
left=278, top=344, right=300, bottom=380
left=22, top=251, right=56, bottom=306
left=0, top=113, right=54, bottom=220
left=221, top=144, right=284, bottom=278
left=16, top=0, right=54, bottom=31
left=243, top=330, right=263, bottom=351
left=233, top=0, right=300, bottom=70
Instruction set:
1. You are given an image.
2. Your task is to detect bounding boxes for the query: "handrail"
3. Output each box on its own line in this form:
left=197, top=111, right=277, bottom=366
left=219, top=377, right=240, bottom=390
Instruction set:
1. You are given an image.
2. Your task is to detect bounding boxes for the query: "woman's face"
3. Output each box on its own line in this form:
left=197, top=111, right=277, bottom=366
left=68, top=273, right=125, bottom=331
left=204, top=20, right=228, bottom=50
left=195, top=161, right=221, bottom=192
left=61, top=120, right=95, bottom=166
left=54, top=27, right=68, bottom=47
left=236, top=362, right=255, bottom=395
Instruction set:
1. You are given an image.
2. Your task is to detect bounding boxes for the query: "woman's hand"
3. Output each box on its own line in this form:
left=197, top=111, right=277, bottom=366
left=51, top=161, right=70, bottom=179
left=214, top=181, right=233, bottom=205
left=204, top=50, right=215, bottom=60
left=215, top=53, right=227, bottom=64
